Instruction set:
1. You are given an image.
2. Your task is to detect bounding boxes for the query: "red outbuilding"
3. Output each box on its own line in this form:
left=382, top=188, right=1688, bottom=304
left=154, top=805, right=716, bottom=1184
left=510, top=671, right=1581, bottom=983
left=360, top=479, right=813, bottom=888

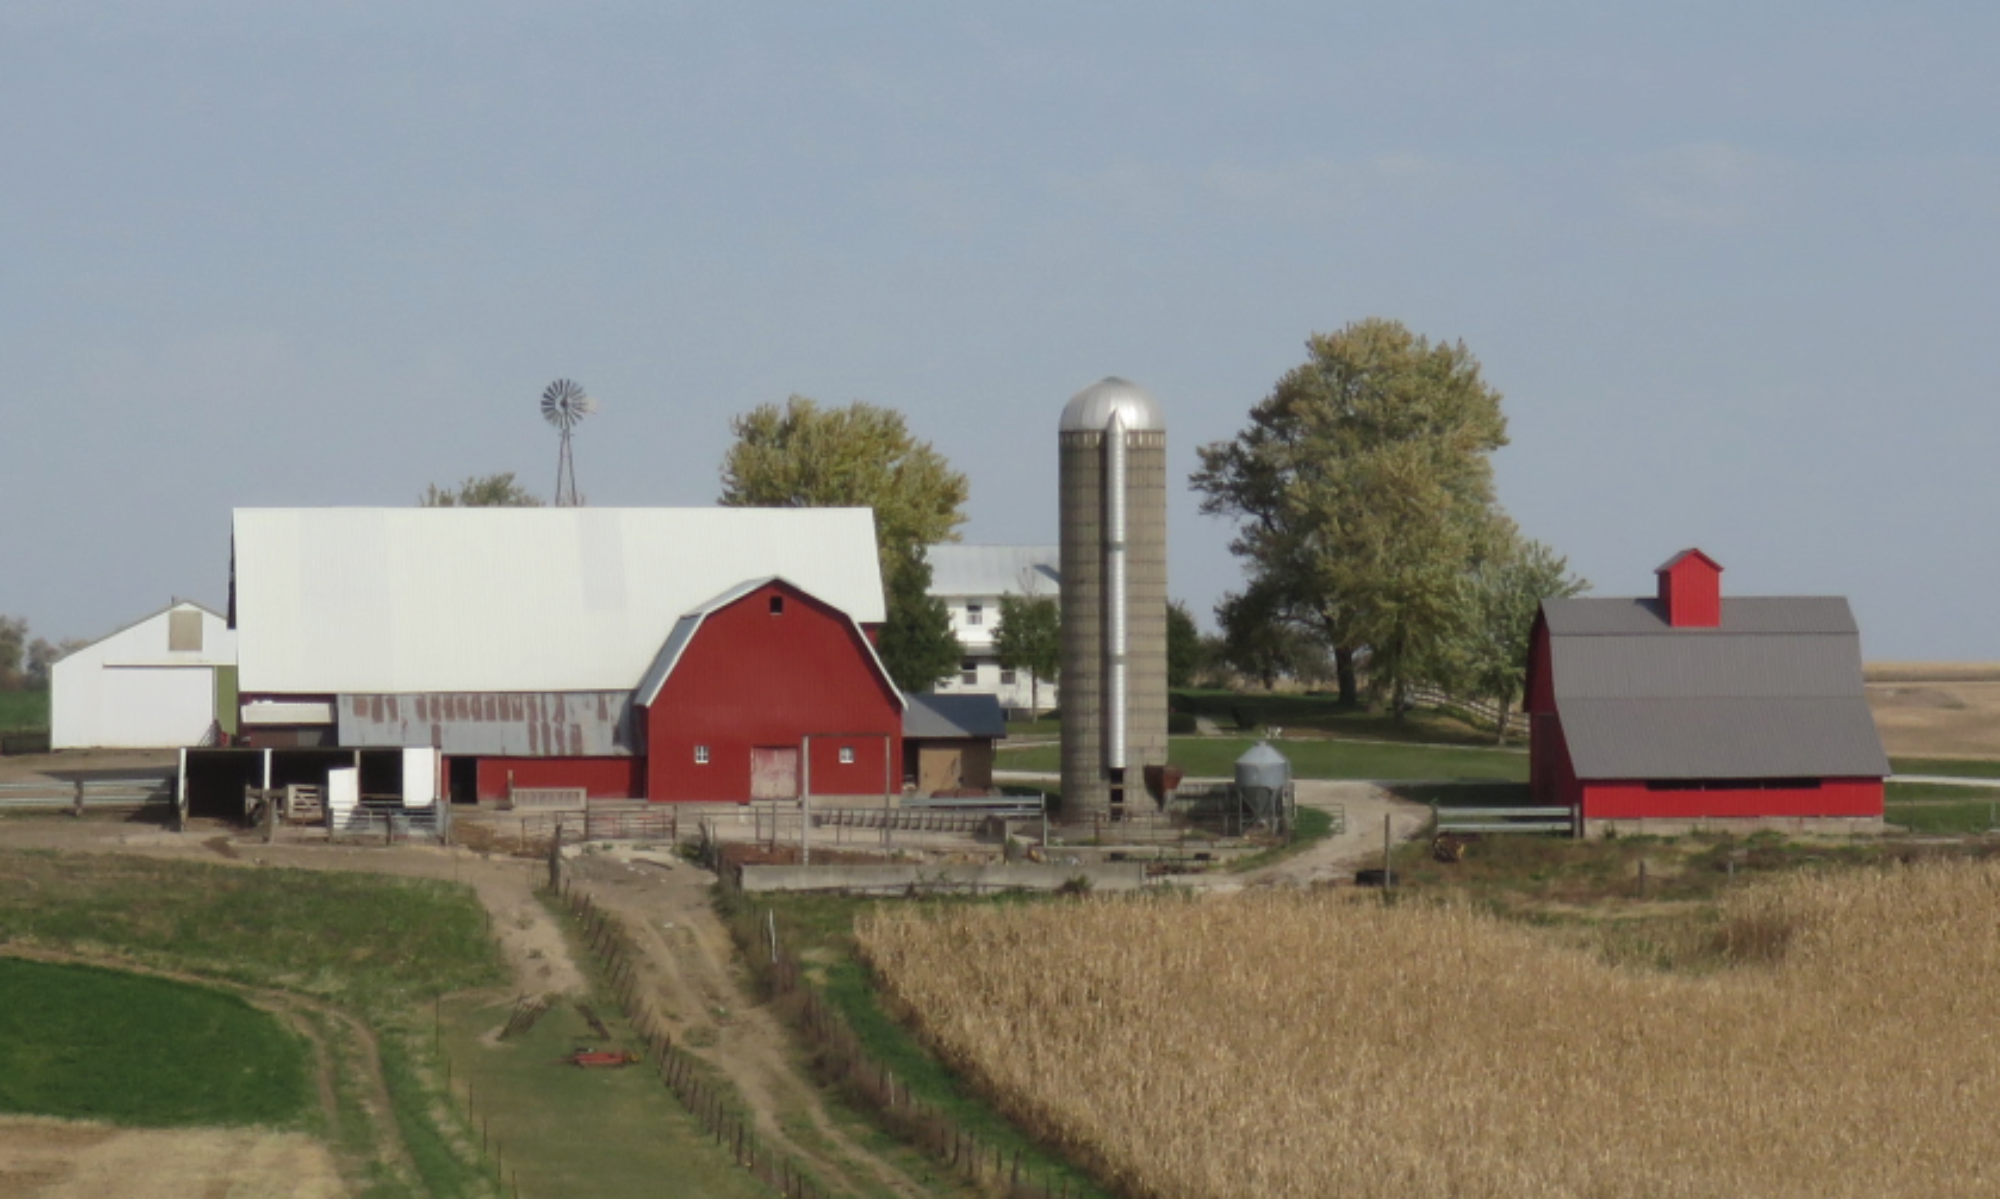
left=1525, top=550, right=1889, bottom=834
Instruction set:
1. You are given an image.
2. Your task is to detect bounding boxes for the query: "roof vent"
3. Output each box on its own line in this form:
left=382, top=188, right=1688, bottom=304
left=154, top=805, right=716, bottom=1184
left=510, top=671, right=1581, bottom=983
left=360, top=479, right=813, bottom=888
left=1655, top=549, right=1723, bottom=628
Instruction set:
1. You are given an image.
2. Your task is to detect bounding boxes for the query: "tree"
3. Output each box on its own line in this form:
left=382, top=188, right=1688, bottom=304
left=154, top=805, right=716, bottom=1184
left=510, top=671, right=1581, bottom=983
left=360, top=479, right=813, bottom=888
left=420, top=472, right=543, bottom=507
left=994, top=594, right=1061, bottom=714
left=1455, top=528, right=1589, bottom=743
left=1166, top=601, right=1202, bottom=690
left=0, top=616, right=25, bottom=691
left=1216, top=583, right=1333, bottom=690
left=1192, top=318, right=1509, bottom=714
left=24, top=637, right=87, bottom=690
left=719, top=396, right=970, bottom=691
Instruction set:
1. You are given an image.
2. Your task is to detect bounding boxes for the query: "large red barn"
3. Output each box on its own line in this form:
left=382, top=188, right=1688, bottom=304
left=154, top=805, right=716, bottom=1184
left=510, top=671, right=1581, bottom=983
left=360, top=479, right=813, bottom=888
left=1525, top=549, right=1889, bottom=834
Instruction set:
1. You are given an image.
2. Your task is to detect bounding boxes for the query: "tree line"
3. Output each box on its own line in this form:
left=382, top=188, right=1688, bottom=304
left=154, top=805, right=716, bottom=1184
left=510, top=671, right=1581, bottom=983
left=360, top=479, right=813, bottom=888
left=0, top=617, right=86, bottom=691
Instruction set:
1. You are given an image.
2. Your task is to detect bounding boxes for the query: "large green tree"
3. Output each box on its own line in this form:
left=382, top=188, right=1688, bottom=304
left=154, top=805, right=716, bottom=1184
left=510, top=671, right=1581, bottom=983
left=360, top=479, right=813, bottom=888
left=993, top=594, right=1061, bottom=714
left=1166, top=601, right=1203, bottom=690
left=1192, top=318, right=1509, bottom=713
left=719, top=396, right=970, bottom=691
left=420, top=472, right=543, bottom=507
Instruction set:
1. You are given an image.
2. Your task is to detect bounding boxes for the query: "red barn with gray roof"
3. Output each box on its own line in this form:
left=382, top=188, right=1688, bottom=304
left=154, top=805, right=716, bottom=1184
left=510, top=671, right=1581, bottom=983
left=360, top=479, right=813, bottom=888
left=1524, top=550, right=1888, bottom=830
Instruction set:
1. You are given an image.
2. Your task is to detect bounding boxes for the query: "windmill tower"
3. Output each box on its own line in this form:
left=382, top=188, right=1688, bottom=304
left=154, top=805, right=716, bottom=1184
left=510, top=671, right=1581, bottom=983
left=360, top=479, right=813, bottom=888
left=541, top=379, right=597, bottom=507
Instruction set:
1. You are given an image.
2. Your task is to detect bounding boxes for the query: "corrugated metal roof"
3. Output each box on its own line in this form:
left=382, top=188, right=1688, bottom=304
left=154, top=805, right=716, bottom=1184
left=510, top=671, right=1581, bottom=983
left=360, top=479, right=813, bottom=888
left=926, top=544, right=1060, bottom=598
left=1542, top=593, right=1886, bottom=779
left=905, top=692, right=1007, bottom=740
left=1551, top=633, right=1866, bottom=699
left=234, top=508, right=884, bottom=694
left=338, top=692, right=635, bottom=755
left=1559, top=698, right=1890, bottom=779
left=1542, top=596, right=1858, bottom=636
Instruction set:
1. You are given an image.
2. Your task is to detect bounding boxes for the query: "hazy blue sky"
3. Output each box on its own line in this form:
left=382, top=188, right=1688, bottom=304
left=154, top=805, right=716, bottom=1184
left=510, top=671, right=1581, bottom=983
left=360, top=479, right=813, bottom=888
left=6, top=3, right=1996, bottom=660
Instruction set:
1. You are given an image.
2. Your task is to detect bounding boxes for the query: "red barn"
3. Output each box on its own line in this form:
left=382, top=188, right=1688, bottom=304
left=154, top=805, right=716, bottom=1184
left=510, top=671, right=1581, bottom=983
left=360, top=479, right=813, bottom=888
left=1525, top=549, right=1889, bottom=834
left=635, top=578, right=902, bottom=803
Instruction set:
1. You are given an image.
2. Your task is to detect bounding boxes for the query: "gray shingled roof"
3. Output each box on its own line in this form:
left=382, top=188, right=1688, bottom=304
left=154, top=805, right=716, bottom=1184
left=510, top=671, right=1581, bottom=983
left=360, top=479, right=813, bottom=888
left=1541, top=595, right=1888, bottom=780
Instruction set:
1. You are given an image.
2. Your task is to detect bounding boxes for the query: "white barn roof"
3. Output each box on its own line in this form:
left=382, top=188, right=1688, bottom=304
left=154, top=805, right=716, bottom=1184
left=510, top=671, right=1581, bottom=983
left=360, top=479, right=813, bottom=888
left=233, top=508, right=884, bottom=695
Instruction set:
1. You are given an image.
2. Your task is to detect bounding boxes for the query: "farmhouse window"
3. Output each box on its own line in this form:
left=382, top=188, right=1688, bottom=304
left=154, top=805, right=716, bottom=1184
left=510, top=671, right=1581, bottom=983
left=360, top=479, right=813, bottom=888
left=1000, top=669, right=1017, bottom=685
left=960, top=661, right=978, bottom=685
left=965, top=603, right=983, bottom=626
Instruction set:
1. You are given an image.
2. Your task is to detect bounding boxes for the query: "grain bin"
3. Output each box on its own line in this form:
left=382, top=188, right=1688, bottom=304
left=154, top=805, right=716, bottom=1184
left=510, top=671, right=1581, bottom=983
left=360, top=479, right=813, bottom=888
left=1234, top=741, right=1292, bottom=833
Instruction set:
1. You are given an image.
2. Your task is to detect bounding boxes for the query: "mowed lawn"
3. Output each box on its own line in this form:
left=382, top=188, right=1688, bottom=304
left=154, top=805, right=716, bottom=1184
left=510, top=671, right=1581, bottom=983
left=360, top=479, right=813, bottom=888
left=0, top=957, right=310, bottom=1127
left=1000, top=735, right=1527, bottom=782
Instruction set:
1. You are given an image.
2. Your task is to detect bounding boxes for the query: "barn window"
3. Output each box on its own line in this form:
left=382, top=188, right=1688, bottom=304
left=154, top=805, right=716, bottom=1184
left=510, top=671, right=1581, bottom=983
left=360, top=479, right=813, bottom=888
left=965, top=603, right=983, bottom=627
left=769, top=595, right=785, bottom=615
left=694, top=745, right=710, bottom=764
left=168, top=609, right=203, bottom=652
left=960, top=661, right=978, bottom=685
left=839, top=746, right=855, bottom=765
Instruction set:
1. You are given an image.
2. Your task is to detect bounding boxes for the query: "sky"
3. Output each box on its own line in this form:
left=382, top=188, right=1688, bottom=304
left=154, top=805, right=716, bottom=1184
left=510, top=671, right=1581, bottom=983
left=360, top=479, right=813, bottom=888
left=5, top=2, right=1997, bottom=661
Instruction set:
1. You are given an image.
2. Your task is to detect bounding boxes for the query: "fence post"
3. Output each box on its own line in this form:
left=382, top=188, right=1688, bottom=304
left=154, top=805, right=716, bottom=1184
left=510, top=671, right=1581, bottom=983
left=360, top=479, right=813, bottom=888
left=72, top=779, right=84, bottom=820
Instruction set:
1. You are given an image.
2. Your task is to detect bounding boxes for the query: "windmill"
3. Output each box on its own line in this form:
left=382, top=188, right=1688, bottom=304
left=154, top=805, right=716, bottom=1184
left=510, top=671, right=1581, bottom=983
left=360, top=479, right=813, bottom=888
left=541, top=378, right=597, bottom=507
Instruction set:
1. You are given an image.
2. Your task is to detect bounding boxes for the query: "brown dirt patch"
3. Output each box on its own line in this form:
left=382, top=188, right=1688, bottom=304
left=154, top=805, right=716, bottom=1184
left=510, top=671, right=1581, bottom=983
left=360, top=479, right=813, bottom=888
left=0, top=1117, right=343, bottom=1199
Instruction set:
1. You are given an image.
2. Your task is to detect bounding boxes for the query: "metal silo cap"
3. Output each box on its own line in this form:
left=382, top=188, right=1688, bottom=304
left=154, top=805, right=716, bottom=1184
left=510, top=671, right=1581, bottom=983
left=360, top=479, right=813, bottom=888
left=1060, top=377, right=1164, bottom=432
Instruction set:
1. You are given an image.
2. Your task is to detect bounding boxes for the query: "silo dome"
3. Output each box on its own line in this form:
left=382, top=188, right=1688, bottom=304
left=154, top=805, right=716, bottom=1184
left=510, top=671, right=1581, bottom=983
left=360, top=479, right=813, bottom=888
left=1060, top=377, right=1164, bottom=432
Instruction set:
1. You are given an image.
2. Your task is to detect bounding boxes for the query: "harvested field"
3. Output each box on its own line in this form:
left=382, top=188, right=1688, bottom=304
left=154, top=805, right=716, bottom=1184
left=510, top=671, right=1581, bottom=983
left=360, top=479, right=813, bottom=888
left=0, top=1116, right=343, bottom=1198
left=859, top=865, right=2000, bottom=1198
left=1865, top=663, right=2000, bottom=760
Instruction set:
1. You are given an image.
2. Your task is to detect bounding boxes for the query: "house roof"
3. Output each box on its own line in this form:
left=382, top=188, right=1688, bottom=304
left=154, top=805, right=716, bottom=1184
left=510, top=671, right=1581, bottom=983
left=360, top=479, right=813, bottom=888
left=631, top=576, right=902, bottom=710
left=904, top=692, right=1008, bottom=740
left=1539, top=594, right=1888, bottom=780
left=233, top=508, right=884, bottom=695
left=926, top=544, right=1060, bottom=599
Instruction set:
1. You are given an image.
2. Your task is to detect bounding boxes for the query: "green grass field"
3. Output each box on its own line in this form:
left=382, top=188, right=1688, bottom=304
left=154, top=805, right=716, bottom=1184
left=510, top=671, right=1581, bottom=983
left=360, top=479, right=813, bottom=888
left=0, top=690, right=48, bottom=731
left=0, top=851, right=505, bottom=1198
left=439, top=991, right=773, bottom=1199
left=0, top=956, right=310, bottom=1127
left=1002, top=734, right=1527, bottom=782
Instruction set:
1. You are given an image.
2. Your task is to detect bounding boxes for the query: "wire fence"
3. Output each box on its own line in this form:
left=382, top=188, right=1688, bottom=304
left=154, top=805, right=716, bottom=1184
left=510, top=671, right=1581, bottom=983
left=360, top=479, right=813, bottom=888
left=0, top=778, right=173, bottom=813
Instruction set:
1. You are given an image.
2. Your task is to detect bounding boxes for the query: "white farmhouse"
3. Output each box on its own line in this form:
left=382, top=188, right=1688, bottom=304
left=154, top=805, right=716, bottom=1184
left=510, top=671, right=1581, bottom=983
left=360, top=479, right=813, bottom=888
left=926, top=544, right=1060, bottom=714
left=52, top=601, right=238, bottom=749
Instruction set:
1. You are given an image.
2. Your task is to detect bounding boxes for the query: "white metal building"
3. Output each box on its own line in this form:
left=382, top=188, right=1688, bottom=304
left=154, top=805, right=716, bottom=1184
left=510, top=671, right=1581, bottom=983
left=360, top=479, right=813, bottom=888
left=52, top=601, right=238, bottom=749
left=926, top=543, right=1061, bottom=713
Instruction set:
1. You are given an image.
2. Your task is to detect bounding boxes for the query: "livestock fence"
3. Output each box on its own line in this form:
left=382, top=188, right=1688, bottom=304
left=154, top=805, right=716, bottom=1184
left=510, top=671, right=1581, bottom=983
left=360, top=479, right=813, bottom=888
left=1404, top=684, right=1520, bottom=741
left=1431, top=802, right=1579, bottom=837
left=0, top=777, right=174, bottom=816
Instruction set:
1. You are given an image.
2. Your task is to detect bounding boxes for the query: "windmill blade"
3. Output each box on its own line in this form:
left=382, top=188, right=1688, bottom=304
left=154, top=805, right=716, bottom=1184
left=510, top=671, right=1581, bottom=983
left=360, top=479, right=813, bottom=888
left=541, top=378, right=588, bottom=429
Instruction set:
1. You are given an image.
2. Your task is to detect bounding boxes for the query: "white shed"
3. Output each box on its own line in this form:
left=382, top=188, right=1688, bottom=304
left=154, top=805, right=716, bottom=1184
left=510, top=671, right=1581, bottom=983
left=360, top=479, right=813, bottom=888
left=51, top=602, right=238, bottom=749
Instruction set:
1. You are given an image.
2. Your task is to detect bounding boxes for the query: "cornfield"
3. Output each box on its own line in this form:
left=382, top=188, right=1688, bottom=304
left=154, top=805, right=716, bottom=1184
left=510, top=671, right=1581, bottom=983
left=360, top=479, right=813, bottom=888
left=856, top=864, right=2000, bottom=1198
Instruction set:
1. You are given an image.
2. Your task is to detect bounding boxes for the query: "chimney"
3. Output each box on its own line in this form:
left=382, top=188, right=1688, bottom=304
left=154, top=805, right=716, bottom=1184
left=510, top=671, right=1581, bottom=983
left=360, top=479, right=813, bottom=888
left=1655, top=549, right=1723, bottom=628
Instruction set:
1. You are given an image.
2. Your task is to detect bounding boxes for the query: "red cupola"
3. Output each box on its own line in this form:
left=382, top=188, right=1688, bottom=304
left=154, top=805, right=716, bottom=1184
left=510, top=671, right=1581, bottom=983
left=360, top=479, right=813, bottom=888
left=1655, top=549, right=1723, bottom=628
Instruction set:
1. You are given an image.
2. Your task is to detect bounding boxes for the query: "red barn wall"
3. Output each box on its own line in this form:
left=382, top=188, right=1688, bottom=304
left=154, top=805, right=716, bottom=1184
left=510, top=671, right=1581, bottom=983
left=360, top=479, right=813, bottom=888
left=1657, top=553, right=1722, bottom=628
left=644, top=582, right=902, bottom=803
left=1582, top=777, right=1883, bottom=820
left=474, top=756, right=640, bottom=802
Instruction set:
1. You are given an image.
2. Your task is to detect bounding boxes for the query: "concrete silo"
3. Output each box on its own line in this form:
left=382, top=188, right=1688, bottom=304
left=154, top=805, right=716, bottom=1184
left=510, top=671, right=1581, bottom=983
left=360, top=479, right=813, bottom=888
left=1058, top=378, right=1168, bottom=821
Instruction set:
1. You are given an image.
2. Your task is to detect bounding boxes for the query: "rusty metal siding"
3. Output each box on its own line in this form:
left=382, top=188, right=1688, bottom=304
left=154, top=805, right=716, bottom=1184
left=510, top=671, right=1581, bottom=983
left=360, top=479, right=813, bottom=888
left=337, top=692, right=634, bottom=756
